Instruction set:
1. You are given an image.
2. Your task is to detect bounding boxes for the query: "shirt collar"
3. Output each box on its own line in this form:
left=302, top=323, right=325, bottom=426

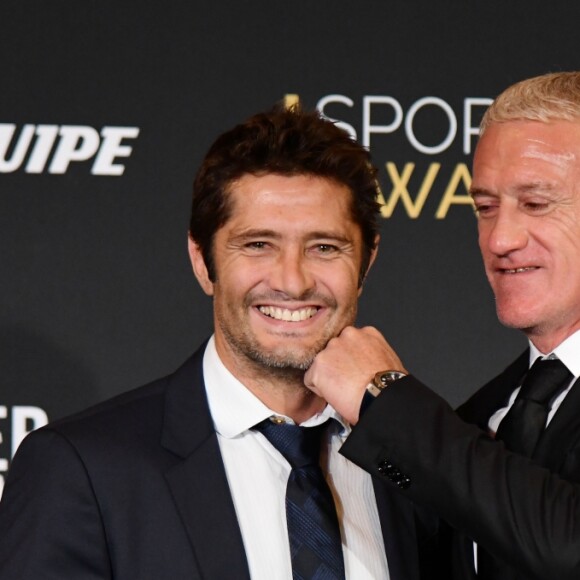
left=529, top=328, right=580, bottom=378
left=202, top=335, right=350, bottom=439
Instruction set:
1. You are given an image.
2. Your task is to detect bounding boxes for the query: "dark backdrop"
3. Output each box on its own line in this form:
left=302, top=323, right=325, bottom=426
left=2, top=0, right=578, bottom=495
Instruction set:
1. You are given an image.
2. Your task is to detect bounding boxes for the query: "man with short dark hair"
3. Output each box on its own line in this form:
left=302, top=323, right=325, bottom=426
left=0, top=106, right=446, bottom=579
left=305, top=72, right=580, bottom=580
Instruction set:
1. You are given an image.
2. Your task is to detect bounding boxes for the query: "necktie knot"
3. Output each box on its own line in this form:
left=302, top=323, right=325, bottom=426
left=254, top=418, right=327, bottom=469
left=495, top=357, right=573, bottom=459
left=517, top=358, right=572, bottom=407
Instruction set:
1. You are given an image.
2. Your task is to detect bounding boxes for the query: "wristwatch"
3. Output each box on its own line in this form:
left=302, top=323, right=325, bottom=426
left=366, top=370, right=408, bottom=398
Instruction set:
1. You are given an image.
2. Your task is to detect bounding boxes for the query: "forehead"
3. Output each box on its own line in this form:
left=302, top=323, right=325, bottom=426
left=224, top=173, right=356, bottom=227
left=473, top=120, right=580, bottom=190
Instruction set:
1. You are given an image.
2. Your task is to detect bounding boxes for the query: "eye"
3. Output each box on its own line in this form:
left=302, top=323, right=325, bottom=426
left=471, top=191, right=501, bottom=218
left=245, top=241, right=267, bottom=249
left=242, top=240, right=272, bottom=253
left=316, top=244, right=337, bottom=253
left=522, top=200, right=550, bottom=214
left=473, top=203, right=497, bottom=218
left=309, top=243, right=340, bottom=257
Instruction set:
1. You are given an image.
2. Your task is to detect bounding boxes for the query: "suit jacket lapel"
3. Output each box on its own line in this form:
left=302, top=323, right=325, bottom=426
left=457, top=351, right=529, bottom=428
left=161, top=345, right=251, bottom=580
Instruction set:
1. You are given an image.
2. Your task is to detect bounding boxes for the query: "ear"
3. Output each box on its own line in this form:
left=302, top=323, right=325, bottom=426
left=358, top=234, right=380, bottom=295
left=188, top=236, right=215, bottom=296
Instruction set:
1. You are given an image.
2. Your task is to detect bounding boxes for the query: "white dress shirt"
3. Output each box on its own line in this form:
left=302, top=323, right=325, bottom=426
left=202, top=336, right=390, bottom=580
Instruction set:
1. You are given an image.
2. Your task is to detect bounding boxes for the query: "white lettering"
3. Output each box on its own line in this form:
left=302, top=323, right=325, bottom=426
left=362, top=96, right=403, bottom=148
left=405, top=97, right=457, bottom=155
left=463, top=98, right=493, bottom=154
left=316, top=94, right=357, bottom=140
left=0, top=124, right=35, bottom=172
left=0, top=123, right=139, bottom=175
left=49, top=126, right=100, bottom=174
left=0, top=406, right=7, bottom=499
left=11, top=405, right=48, bottom=457
left=25, top=125, right=60, bottom=173
left=0, top=405, right=7, bottom=472
left=92, top=126, right=140, bottom=176
left=313, top=93, right=491, bottom=155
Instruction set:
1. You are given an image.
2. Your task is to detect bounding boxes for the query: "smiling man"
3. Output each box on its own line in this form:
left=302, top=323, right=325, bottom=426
left=305, top=72, right=580, bottom=580
left=190, top=173, right=363, bottom=406
left=0, top=106, right=447, bottom=580
left=472, top=119, right=580, bottom=351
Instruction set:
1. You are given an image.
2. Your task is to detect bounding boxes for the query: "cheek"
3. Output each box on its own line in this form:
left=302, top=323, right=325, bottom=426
left=561, top=229, right=580, bottom=257
left=477, top=224, right=491, bottom=252
left=538, top=209, right=580, bottom=248
left=217, top=258, right=264, bottom=289
left=478, top=241, right=493, bottom=268
left=330, top=273, right=361, bottom=304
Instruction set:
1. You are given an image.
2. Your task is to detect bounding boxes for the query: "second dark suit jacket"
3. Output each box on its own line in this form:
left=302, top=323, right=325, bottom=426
left=0, top=343, right=446, bottom=579
left=341, top=353, right=580, bottom=580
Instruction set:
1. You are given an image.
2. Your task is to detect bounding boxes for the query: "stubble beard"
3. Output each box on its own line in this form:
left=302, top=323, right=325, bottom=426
left=218, top=294, right=357, bottom=382
left=220, top=322, right=332, bottom=382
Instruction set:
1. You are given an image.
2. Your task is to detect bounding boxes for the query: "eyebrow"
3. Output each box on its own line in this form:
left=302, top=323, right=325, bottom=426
left=229, top=228, right=354, bottom=244
left=468, top=187, right=490, bottom=198
left=229, top=229, right=280, bottom=241
left=306, top=231, right=353, bottom=244
left=469, top=182, right=558, bottom=197
left=515, top=182, right=558, bottom=194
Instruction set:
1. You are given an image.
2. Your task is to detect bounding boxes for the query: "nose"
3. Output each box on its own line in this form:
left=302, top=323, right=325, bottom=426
left=268, top=247, right=315, bottom=299
left=481, top=205, right=528, bottom=257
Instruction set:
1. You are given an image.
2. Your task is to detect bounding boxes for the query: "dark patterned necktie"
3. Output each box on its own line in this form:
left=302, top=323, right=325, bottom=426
left=254, top=418, right=346, bottom=580
left=478, top=357, right=572, bottom=580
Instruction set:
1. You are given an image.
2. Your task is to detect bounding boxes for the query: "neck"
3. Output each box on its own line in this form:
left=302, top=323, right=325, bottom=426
left=220, top=351, right=327, bottom=424
left=526, top=324, right=580, bottom=355
left=249, top=379, right=327, bottom=424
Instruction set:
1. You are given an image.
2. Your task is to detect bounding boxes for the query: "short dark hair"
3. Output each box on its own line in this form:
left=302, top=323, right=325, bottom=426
left=189, top=104, right=381, bottom=283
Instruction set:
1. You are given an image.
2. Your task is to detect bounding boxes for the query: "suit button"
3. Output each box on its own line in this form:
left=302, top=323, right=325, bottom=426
left=396, top=476, right=411, bottom=489
left=377, top=459, right=411, bottom=488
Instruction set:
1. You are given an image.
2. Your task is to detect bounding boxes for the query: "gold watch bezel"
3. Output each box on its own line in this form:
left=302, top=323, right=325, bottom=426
left=366, top=370, right=408, bottom=397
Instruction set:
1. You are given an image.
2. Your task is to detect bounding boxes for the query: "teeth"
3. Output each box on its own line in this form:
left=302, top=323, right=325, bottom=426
left=504, top=267, right=537, bottom=274
left=258, top=306, right=318, bottom=321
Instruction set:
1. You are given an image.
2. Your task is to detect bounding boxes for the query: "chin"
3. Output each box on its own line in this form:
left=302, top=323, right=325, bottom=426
left=497, top=309, right=540, bottom=332
left=250, top=348, right=317, bottom=371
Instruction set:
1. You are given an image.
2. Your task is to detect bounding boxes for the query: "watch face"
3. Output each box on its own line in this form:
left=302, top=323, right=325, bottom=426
left=376, top=371, right=407, bottom=387
left=367, top=370, right=407, bottom=398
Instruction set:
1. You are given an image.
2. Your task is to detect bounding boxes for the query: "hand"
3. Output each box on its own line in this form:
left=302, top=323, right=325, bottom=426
left=304, top=326, right=407, bottom=425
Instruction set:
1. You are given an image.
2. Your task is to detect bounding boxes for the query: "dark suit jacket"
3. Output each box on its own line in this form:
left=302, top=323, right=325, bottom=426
left=341, top=355, right=580, bottom=580
left=0, top=344, right=445, bottom=579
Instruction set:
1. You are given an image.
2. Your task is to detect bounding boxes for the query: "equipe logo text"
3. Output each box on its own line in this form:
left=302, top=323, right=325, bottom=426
left=0, top=124, right=140, bottom=176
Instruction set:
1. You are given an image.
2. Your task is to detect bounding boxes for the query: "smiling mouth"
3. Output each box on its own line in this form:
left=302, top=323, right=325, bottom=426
left=501, top=267, right=539, bottom=274
left=258, top=306, right=319, bottom=322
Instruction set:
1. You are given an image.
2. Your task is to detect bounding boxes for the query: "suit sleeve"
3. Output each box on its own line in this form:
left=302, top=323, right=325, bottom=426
left=340, top=376, right=580, bottom=580
left=0, top=428, right=112, bottom=579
